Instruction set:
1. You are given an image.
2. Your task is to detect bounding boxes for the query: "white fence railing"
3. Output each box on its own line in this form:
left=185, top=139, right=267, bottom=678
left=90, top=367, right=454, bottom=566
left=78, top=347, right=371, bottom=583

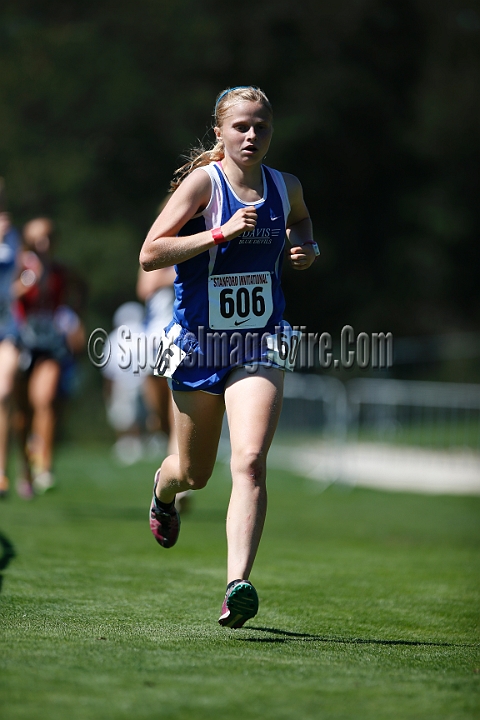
left=272, top=375, right=480, bottom=494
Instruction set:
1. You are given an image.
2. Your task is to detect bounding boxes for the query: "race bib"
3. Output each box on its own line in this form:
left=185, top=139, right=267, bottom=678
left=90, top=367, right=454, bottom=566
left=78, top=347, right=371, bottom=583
left=208, top=272, right=273, bottom=330
left=264, top=328, right=302, bottom=371
left=153, top=324, right=187, bottom=378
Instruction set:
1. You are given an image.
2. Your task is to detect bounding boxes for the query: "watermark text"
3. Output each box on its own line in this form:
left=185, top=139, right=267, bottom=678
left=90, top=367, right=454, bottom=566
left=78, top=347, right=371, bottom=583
left=87, top=324, right=393, bottom=373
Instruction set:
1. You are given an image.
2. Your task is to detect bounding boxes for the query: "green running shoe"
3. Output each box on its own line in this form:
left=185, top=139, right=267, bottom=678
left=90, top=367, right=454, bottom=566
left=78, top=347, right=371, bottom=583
left=218, top=580, right=259, bottom=629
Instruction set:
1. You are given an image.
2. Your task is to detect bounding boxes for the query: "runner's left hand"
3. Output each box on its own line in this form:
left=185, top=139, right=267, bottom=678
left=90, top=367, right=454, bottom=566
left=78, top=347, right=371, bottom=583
left=289, top=245, right=315, bottom=270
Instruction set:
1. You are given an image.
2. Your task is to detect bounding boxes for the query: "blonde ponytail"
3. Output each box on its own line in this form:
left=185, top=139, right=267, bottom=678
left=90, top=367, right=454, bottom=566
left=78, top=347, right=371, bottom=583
left=169, top=140, right=225, bottom=192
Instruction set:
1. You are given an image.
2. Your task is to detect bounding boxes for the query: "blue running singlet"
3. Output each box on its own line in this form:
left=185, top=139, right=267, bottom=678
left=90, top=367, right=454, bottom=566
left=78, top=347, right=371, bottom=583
left=156, top=162, right=300, bottom=392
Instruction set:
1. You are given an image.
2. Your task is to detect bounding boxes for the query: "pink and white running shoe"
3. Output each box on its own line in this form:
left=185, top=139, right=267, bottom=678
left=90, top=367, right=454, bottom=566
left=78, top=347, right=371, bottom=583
left=149, top=470, right=180, bottom=549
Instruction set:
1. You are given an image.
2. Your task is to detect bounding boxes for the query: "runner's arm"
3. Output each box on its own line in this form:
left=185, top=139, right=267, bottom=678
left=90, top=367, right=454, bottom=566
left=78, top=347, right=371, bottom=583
left=283, top=173, right=317, bottom=271
left=137, top=266, right=176, bottom=301
left=140, top=170, right=257, bottom=270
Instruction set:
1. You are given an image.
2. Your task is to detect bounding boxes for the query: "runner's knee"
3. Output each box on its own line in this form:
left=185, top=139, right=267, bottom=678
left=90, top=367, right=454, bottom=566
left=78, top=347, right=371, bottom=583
left=231, top=450, right=267, bottom=485
left=182, top=468, right=213, bottom=490
left=28, top=388, right=56, bottom=410
left=0, top=384, right=12, bottom=404
left=0, top=370, right=16, bottom=401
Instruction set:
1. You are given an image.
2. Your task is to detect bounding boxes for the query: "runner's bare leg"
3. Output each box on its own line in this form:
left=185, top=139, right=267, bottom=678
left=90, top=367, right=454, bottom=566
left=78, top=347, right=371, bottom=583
left=224, top=366, right=284, bottom=583
left=154, top=389, right=225, bottom=502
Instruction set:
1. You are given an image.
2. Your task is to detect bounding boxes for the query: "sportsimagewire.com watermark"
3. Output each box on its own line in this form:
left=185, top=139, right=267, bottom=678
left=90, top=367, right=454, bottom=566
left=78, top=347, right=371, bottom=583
left=88, top=325, right=393, bottom=374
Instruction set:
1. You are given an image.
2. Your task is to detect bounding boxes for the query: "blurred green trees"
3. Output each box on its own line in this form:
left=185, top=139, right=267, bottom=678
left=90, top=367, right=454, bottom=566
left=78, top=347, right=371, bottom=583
left=0, top=0, right=478, bottom=338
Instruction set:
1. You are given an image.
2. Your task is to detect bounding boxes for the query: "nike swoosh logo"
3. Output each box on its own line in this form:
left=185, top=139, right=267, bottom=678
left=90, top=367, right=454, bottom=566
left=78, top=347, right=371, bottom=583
left=234, top=319, right=250, bottom=326
left=270, top=215, right=281, bottom=221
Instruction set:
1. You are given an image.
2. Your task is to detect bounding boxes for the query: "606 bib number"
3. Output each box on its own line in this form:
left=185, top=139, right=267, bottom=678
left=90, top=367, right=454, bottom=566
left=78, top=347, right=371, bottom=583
left=209, top=272, right=273, bottom=330
left=219, top=286, right=265, bottom=320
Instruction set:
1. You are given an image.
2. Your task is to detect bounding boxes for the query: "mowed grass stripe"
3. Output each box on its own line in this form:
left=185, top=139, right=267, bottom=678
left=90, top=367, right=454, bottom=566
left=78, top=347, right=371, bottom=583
left=0, top=444, right=479, bottom=720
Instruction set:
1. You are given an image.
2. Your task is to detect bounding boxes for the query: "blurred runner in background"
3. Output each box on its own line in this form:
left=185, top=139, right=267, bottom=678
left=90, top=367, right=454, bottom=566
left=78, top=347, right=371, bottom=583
left=137, top=266, right=176, bottom=454
left=13, top=217, right=86, bottom=498
left=101, top=301, right=146, bottom=465
left=0, top=180, right=21, bottom=498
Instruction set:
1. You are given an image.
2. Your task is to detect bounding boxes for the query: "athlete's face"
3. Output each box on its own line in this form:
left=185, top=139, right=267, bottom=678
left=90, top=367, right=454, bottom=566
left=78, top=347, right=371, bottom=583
left=215, top=101, right=273, bottom=166
left=23, top=218, right=52, bottom=255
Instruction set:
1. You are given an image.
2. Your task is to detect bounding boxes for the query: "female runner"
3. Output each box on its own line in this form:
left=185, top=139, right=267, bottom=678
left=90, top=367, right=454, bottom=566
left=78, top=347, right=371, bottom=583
left=14, top=218, right=85, bottom=496
left=140, top=86, right=319, bottom=628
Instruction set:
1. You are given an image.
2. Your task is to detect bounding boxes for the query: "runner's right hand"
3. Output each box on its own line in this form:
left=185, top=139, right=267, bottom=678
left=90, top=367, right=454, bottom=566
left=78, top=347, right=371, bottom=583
left=221, top=207, right=257, bottom=241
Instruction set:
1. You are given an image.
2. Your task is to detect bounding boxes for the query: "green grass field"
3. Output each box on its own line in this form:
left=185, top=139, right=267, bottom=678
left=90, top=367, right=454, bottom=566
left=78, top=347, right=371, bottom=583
left=1, top=444, right=479, bottom=720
